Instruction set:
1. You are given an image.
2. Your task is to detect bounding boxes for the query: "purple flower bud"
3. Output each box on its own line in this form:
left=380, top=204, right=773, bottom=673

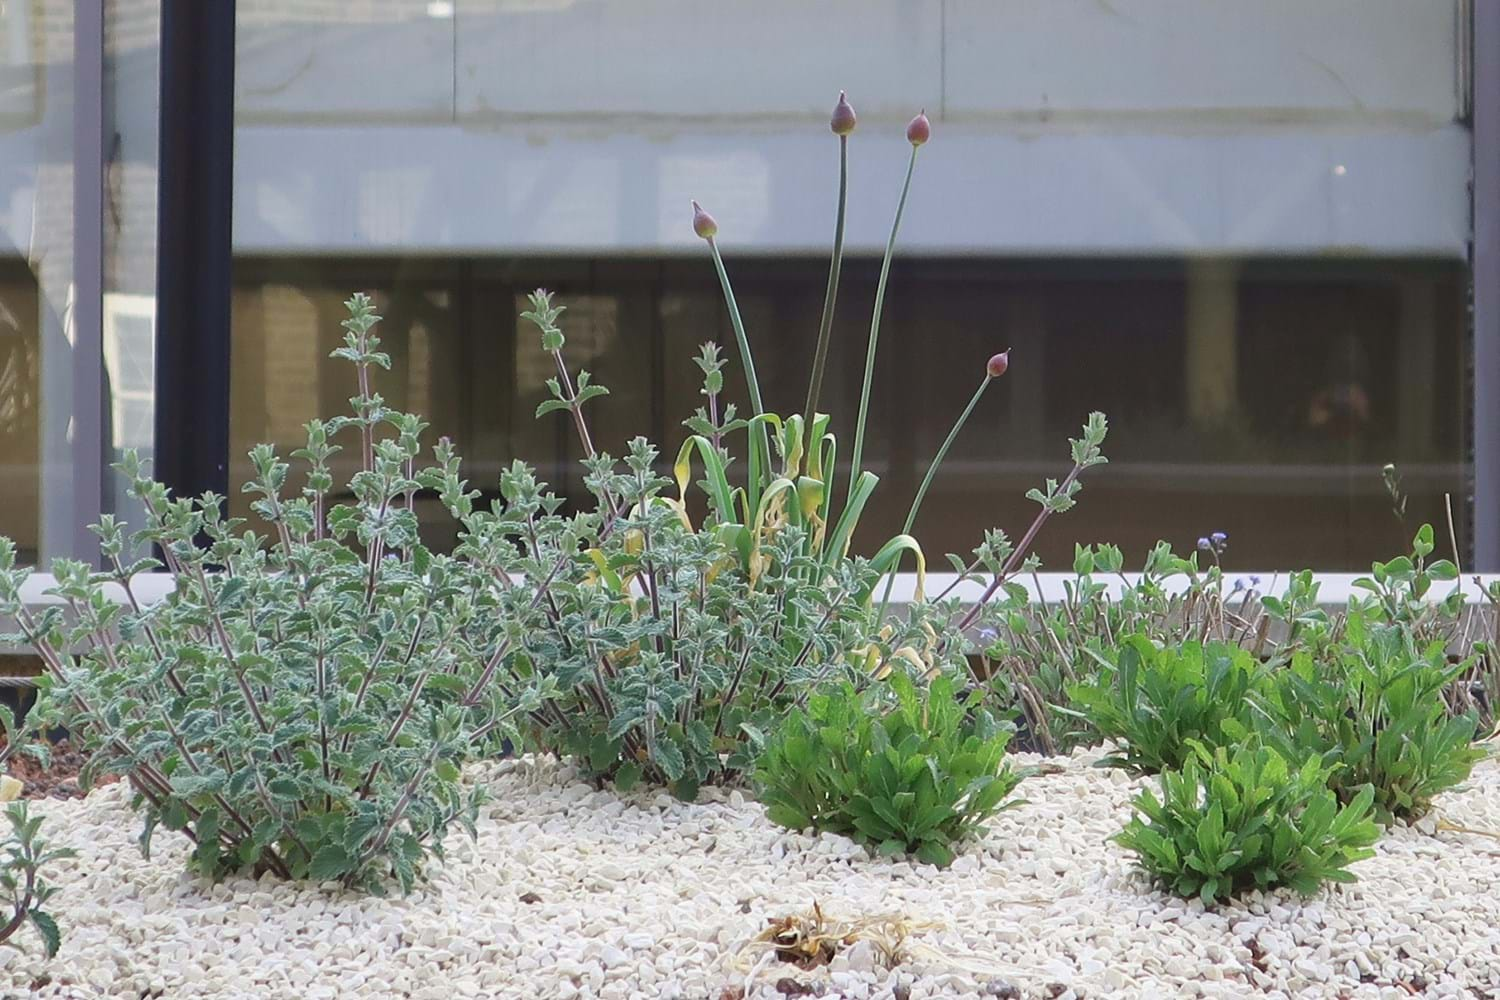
left=986, top=350, right=1010, bottom=379
left=1197, top=537, right=1211, bottom=552
left=691, top=200, right=717, bottom=240
left=830, top=91, right=857, bottom=136
left=906, top=109, right=931, bottom=146
left=1210, top=531, right=1228, bottom=546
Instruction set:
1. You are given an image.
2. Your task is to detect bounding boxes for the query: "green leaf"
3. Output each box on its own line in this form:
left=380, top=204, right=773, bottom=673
left=308, top=844, right=354, bottom=882
left=614, top=762, right=643, bottom=792
left=28, top=910, right=60, bottom=958
left=652, top=739, right=686, bottom=782
left=914, top=840, right=955, bottom=868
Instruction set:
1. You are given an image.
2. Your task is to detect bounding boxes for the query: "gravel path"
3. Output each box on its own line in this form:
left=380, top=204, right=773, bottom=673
left=3, top=750, right=1499, bottom=1000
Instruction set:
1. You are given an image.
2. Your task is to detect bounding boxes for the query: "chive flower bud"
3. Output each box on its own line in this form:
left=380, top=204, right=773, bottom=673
left=906, top=109, right=931, bottom=146
left=691, top=200, right=717, bottom=240
left=830, top=91, right=857, bottom=136
left=986, top=350, right=1010, bottom=379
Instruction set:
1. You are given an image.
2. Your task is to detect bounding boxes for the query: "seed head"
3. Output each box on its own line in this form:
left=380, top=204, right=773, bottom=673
left=906, top=109, right=931, bottom=146
left=691, top=200, right=717, bottom=240
left=986, top=350, right=1010, bottom=379
left=830, top=91, right=857, bottom=136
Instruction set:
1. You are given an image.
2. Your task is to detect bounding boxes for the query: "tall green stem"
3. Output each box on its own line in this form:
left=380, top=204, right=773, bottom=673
left=877, top=371, right=992, bottom=616
left=804, top=136, right=848, bottom=424
left=848, top=145, right=918, bottom=505
left=707, top=238, right=763, bottom=416
left=707, top=236, right=771, bottom=491
left=903, top=373, right=991, bottom=538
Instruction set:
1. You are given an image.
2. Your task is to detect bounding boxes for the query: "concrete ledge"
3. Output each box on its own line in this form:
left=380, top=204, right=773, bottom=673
left=3, top=571, right=1494, bottom=657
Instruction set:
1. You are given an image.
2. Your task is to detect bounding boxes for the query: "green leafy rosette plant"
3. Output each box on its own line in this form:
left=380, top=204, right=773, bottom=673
left=1067, top=634, right=1268, bottom=775
left=967, top=516, right=1485, bottom=757
left=1116, top=742, right=1380, bottom=905
left=755, top=673, right=1024, bottom=867
left=1254, top=617, right=1486, bottom=822
left=0, top=295, right=551, bottom=892
left=512, top=94, right=1108, bottom=797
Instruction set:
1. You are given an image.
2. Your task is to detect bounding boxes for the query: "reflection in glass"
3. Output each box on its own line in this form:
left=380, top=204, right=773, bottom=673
left=0, top=264, right=40, bottom=564
left=0, top=2, right=77, bottom=565
left=104, top=0, right=162, bottom=536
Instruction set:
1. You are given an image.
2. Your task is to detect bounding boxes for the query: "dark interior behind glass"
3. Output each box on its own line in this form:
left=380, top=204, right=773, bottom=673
left=230, top=256, right=1469, bottom=572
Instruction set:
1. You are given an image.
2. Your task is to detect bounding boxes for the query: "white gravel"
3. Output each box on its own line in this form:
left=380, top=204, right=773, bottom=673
left=4, top=750, right=1500, bottom=1000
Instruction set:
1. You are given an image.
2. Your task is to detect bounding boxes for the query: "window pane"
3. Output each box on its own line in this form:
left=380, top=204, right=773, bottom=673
left=104, top=0, right=162, bottom=539
left=230, top=257, right=1467, bottom=570
left=0, top=2, right=77, bottom=565
left=230, top=2, right=1474, bottom=571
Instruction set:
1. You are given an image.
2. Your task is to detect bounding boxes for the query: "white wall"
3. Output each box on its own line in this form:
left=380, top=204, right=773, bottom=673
left=236, top=0, right=1462, bottom=124
left=0, top=1, right=1474, bottom=263
left=226, top=0, right=1470, bottom=256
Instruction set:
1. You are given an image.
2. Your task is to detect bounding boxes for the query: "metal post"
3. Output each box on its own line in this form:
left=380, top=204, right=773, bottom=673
left=154, top=0, right=235, bottom=505
left=1474, top=0, right=1500, bottom=569
left=72, top=0, right=105, bottom=565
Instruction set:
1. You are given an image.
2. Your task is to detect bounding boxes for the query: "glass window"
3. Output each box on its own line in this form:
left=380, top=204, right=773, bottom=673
left=104, top=0, right=161, bottom=537
left=230, top=1, right=1474, bottom=571
left=0, top=1, right=78, bottom=565
left=231, top=256, right=1467, bottom=570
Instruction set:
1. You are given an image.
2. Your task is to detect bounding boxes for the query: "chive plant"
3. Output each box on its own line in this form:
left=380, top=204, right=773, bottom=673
left=513, top=94, right=1109, bottom=795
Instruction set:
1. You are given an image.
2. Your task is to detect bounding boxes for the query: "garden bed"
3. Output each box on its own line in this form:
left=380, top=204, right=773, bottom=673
left=1, top=739, right=114, bottom=801
left=3, top=750, right=1498, bottom=1000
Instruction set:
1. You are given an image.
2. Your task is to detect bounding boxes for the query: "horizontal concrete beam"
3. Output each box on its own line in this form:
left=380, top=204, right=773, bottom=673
left=6, top=569, right=1489, bottom=659
left=6, top=568, right=1494, bottom=613
left=232, top=0, right=1462, bottom=126
left=232, top=122, right=1470, bottom=255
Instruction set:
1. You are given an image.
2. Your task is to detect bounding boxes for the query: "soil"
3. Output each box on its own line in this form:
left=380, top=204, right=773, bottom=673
left=2, top=740, right=118, bottom=801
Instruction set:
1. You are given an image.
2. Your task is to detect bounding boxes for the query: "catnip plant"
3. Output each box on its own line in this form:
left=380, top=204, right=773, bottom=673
left=0, top=715, right=72, bottom=958
left=0, top=295, right=550, bottom=893
left=0, top=802, right=73, bottom=958
left=510, top=93, right=1109, bottom=796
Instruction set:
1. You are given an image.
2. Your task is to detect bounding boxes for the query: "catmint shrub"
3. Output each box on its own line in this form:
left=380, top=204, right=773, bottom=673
left=0, top=295, right=552, bottom=893
left=0, top=803, right=74, bottom=957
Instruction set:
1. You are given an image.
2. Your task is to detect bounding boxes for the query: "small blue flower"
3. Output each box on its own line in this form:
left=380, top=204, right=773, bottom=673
left=1197, top=537, right=1211, bottom=551
left=1210, top=531, right=1228, bottom=547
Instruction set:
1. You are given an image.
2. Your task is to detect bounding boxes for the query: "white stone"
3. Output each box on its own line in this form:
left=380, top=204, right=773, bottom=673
left=4, top=751, right=1499, bottom=999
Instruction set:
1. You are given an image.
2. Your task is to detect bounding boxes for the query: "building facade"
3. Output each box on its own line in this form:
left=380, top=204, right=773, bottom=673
left=0, top=1, right=1493, bottom=572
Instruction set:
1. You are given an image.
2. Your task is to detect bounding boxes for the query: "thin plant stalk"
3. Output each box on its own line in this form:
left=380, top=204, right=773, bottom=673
left=803, top=135, right=849, bottom=424
left=952, top=463, right=1088, bottom=635
left=707, top=237, right=764, bottom=417
left=847, top=145, right=919, bottom=505
left=876, top=371, right=993, bottom=616
left=706, top=235, right=772, bottom=488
